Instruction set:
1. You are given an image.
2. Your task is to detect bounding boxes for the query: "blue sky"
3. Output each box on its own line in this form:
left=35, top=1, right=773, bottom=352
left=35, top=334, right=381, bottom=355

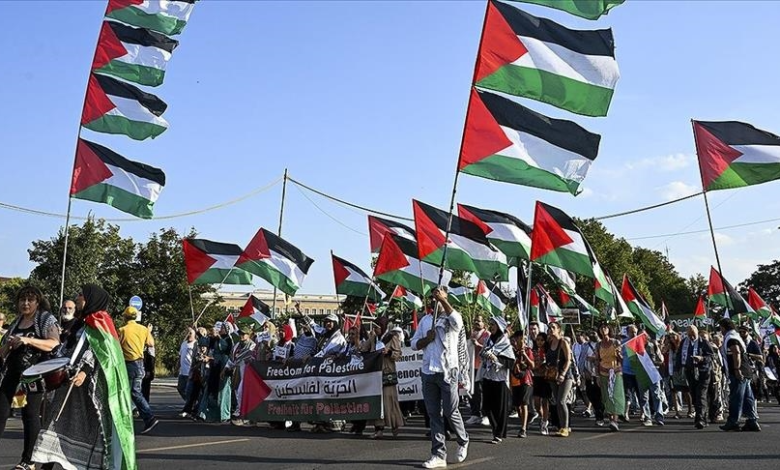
left=2, top=0, right=779, bottom=299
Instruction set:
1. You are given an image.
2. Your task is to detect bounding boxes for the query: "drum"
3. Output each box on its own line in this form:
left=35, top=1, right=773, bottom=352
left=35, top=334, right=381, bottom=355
left=22, top=357, right=73, bottom=392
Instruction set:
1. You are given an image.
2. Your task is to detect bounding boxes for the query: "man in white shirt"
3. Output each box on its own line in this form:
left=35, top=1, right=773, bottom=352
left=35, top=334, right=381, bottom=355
left=411, top=287, right=469, bottom=469
left=177, top=328, right=196, bottom=417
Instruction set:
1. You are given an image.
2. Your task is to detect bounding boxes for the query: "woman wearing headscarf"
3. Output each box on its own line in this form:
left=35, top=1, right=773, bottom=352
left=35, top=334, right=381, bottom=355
left=373, top=325, right=404, bottom=439
left=198, top=322, right=235, bottom=422
left=477, top=316, right=515, bottom=444
left=0, top=286, right=59, bottom=470
left=33, top=283, right=137, bottom=470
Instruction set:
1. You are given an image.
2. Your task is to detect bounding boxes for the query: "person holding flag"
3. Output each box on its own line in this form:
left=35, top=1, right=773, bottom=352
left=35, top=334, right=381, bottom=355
left=595, top=323, right=624, bottom=432
left=681, top=326, right=713, bottom=429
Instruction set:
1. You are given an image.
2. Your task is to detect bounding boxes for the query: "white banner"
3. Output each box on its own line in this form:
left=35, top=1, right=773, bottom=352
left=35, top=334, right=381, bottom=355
left=396, top=347, right=423, bottom=402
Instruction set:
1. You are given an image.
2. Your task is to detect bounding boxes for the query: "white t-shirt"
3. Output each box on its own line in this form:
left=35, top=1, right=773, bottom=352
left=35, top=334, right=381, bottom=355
left=179, top=340, right=195, bottom=377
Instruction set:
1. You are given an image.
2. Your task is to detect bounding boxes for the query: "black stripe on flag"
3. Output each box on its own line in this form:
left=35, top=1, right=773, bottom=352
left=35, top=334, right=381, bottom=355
left=416, top=200, right=491, bottom=244
left=694, top=120, right=780, bottom=146
left=388, top=233, right=421, bottom=260
left=460, top=204, right=532, bottom=235
left=108, top=20, right=179, bottom=53
left=80, top=138, right=166, bottom=186
left=261, top=229, right=314, bottom=274
left=94, top=73, right=168, bottom=116
left=477, top=90, right=600, bottom=160
left=371, top=216, right=415, bottom=237
left=491, top=0, right=615, bottom=57
left=333, top=254, right=371, bottom=279
left=484, top=280, right=512, bottom=304
left=188, top=239, right=244, bottom=256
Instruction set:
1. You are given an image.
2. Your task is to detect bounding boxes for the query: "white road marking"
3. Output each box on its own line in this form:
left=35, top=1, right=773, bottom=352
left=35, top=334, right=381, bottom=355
left=138, top=438, right=251, bottom=453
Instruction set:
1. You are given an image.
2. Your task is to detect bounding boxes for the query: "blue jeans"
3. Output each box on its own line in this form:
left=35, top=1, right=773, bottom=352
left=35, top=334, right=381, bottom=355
left=126, top=360, right=155, bottom=425
left=422, top=372, right=468, bottom=459
left=641, top=381, right=665, bottom=422
left=177, top=374, right=189, bottom=401
left=726, top=375, right=758, bottom=427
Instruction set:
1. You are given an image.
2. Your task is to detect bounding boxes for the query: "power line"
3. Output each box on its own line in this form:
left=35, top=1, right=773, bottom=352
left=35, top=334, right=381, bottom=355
left=291, top=184, right=367, bottom=236
left=628, top=216, right=780, bottom=241
left=592, top=191, right=703, bottom=221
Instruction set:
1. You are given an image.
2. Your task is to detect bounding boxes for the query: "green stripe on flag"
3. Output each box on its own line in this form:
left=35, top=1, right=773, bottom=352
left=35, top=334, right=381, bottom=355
left=95, top=61, right=166, bottom=87
left=73, top=183, right=156, bottom=219
left=107, top=8, right=188, bottom=36
left=82, top=115, right=167, bottom=141
left=460, top=153, right=582, bottom=194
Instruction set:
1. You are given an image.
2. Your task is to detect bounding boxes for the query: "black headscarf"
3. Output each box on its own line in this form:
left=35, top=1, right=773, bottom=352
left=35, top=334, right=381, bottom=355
left=81, top=284, right=111, bottom=316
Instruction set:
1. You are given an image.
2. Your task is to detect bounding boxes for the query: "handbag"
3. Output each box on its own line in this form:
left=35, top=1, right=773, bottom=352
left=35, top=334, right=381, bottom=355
left=382, top=372, right=398, bottom=386
left=543, top=365, right=559, bottom=382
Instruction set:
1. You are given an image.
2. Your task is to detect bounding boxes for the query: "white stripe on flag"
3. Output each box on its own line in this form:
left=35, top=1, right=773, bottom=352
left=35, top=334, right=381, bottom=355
left=209, top=254, right=241, bottom=270
left=264, top=249, right=307, bottom=289
left=731, top=145, right=780, bottom=164
left=515, top=36, right=620, bottom=88
left=137, top=1, right=195, bottom=21
left=449, top=234, right=506, bottom=263
left=498, top=126, right=592, bottom=182
left=104, top=163, right=162, bottom=202
left=107, top=95, right=169, bottom=126
left=117, top=42, right=172, bottom=70
left=486, top=221, right=532, bottom=246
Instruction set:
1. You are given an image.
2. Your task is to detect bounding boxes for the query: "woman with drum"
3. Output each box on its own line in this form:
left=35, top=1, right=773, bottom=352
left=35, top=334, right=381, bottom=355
left=0, top=285, right=60, bottom=470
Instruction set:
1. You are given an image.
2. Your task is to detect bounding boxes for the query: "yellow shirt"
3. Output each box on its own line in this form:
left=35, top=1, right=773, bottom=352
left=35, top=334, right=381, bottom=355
left=119, top=321, right=151, bottom=361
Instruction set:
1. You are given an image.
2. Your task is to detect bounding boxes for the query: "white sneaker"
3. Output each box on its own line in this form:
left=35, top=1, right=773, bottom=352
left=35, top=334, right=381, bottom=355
left=456, top=441, right=469, bottom=463
left=540, top=420, right=549, bottom=436
left=465, top=416, right=481, bottom=426
left=480, top=417, right=490, bottom=426
left=422, top=456, right=447, bottom=469
left=509, top=410, right=519, bottom=418
left=529, top=412, right=540, bottom=424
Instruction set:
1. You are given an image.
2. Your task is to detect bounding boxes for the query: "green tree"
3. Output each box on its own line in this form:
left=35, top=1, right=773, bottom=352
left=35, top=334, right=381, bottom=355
left=631, top=247, right=690, bottom=314
left=740, top=259, right=780, bottom=309
left=0, top=277, right=28, bottom=321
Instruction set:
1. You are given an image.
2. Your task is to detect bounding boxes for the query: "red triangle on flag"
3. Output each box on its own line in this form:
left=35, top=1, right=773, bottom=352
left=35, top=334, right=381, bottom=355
left=474, top=0, right=529, bottom=83
left=182, top=239, right=217, bottom=284
left=91, top=21, right=129, bottom=70
left=81, top=74, right=118, bottom=125
left=459, top=88, right=514, bottom=170
left=374, top=236, right=410, bottom=277
left=625, top=332, right=648, bottom=356
left=693, top=121, right=743, bottom=190
left=240, top=364, right=272, bottom=419
left=694, top=295, right=707, bottom=317
left=413, top=200, right=447, bottom=260
left=708, top=266, right=725, bottom=297
left=530, top=201, right=574, bottom=261
left=237, top=229, right=271, bottom=266
left=457, top=204, right=492, bottom=236
left=332, top=255, right=350, bottom=288
left=71, top=139, right=114, bottom=195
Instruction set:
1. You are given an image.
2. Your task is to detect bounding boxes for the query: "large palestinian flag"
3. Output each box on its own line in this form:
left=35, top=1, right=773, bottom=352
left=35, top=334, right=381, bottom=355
left=105, top=0, right=196, bottom=36
left=182, top=239, right=253, bottom=285
left=71, top=138, right=165, bottom=218
left=476, top=280, right=510, bottom=317
left=693, top=120, right=780, bottom=192
left=82, top=74, right=168, bottom=140
left=511, top=0, right=625, bottom=20
left=390, top=285, right=423, bottom=311
left=624, top=332, right=662, bottom=389
left=530, top=201, right=595, bottom=277
left=374, top=234, right=452, bottom=296
left=367, top=215, right=415, bottom=253
left=93, top=20, right=178, bottom=87
left=747, top=287, right=772, bottom=319
left=475, top=1, right=619, bottom=117
left=332, top=253, right=384, bottom=302
left=459, top=89, right=600, bottom=195
left=413, top=200, right=508, bottom=281
left=239, top=295, right=271, bottom=329
left=237, top=229, right=314, bottom=296
left=621, top=275, right=665, bottom=336
left=707, top=267, right=752, bottom=315
left=458, top=203, right=532, bottom=262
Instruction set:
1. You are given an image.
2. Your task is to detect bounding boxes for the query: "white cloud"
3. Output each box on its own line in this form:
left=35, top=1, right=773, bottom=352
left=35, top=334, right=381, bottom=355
left=578, top=187, right=594, bottom=198
left=625, top=153, right=695, bottom=172
left=713, top=232, right=735, bottom=246
left=657, top=181, right=698, bottom=201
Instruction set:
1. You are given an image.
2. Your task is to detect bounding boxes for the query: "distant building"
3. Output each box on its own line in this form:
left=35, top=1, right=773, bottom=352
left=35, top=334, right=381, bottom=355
left=211, top=289, right=342, bottom=318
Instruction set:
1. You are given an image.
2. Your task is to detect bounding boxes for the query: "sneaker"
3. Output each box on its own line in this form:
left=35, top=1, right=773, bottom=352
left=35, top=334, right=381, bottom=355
left=609, top=420, right=619, bottom=432
left=287, top=423, right=301, bottom=432
left=456, top=441, right=469, bottom=462
left=653, top=418, right=665, bottom=427
left=231, top=419, right=246, bottom=426
left=465, top=416, right=481, bottom=426
left=642, top=419, right=653, bottom=427
left=741, top=421, right=761, bottom=432
left=540, top=421, right=549, bottom=436
left=687, top=411, right=695, bottom=419
left=695, top=421, right=704, bottom=430
left=422, top=456, right=447, bottom=469
left=509, top=410, right=519, bottom=418
left=557, top=428, right=570, bottom=437
left=179, top=412, right=189, bottom=418
left=582, top=409, right=593, bottom=418
left=595, top=420, right=605, bottom=427
left=141, top=418, right=159, bottom=435
left=480, top=417, right=490, bottom=426
left=490, top=436, right=502, bottom=444
left=619, top=415, right=629, bottom=423
left=719, top=423, right=741, bottom=432
left=517, top=429, right=527, bottom=438
left=529, top=412, right=540, bottom=425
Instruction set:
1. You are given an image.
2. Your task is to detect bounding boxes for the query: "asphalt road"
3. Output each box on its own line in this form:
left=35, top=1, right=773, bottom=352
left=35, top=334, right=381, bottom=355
left=2, top=382, right=780, bottom=469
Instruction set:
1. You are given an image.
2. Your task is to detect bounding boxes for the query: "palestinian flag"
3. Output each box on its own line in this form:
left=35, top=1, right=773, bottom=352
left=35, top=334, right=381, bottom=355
left=458, top=203, right=532, bottom=262
left=693, top=120, right=780, bottom=192
left=447, top=281, right=474, bottom=307
left=413, top=200, right=508, bottom=281
left=368, top=215, right=415, bottom=253
left=660, top=300, right=670, bottom=321
left=459, top=89, right=600, bottom=195
left=747, top=287, right=772, bottom=319
left=84, top=311, right=137, bottom=469
left=624, top=332, right=662, bottom=389
left=707, top=267, right=752, bottom=315
left=475, top=1, right=619, bottom=117
left=105, top=0, right=196, bottom=36
left=391, top=285, right=423, bottom=311
left=183, top=239, right=253, bottom=285
left=374, top=234, right=452, bottom=296
left=694, top=295, right=707, bottom=318
left=608, top=274, right=632, bottom=320
left=530, top=201, right=595, bottom=278
left=239, top=295, right=271, bottom=329
left=476, top=280, right=510, bottom=317
left=511, top=0, right=625, bottom=20
left=537, top=284, right=562, bottom=323
left=621, top=275, right=665, bottom=336
left=71, top=139, right=165, bottom=218
left=82, top=73, right=168, bottom=141
left=92, top=20, right=178, bottom=87
left=592, top=262, right=614, bottom=305
left=331, top=253, right=384, bottom=302
left=545, top=265, right=576, bottom=294
left=237, top=229, right=314, bottom=296
left=529, top=286, right=540, bottom=322
left=559, top=289, right=598, bottom=315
